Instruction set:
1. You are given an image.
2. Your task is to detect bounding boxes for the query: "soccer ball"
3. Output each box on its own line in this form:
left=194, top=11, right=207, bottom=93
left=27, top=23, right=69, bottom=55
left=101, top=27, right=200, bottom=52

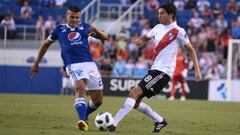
left=95, top=112, right=114, bottom=131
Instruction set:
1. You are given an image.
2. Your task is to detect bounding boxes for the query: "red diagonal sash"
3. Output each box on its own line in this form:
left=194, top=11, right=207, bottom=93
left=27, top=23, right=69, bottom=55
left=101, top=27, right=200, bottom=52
left=154, top=28, right=179, bottom=59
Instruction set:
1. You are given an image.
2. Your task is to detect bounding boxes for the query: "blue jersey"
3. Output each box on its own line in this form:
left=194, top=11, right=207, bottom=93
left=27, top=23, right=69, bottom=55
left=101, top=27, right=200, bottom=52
left=49, top=23, right=93, bottom=66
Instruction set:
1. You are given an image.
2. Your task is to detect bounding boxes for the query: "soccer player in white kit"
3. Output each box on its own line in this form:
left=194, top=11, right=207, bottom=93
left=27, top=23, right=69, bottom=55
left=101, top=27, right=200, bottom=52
left=107, top=3, right=202, bottom=133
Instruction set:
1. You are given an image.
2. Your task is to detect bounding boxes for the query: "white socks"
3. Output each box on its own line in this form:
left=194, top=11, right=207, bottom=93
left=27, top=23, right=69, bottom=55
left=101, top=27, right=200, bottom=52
left=113, top=98, right=163, bottom=127
left=113, top=97, right=136, bottom=126
left=136, top=102, right=163, bottom=122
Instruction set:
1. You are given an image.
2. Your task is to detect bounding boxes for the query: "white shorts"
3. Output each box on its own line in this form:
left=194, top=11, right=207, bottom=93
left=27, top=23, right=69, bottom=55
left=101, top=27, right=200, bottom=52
left=66, top=62, right=103, bottom=90
left=62, top=76, right=72, bottom=88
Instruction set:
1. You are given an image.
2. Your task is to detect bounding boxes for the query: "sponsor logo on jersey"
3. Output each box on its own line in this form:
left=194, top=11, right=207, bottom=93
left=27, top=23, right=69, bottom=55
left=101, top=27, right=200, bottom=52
left=68, top=32, right=81, bottom=41
left=68, top=32, right=82, bottom=45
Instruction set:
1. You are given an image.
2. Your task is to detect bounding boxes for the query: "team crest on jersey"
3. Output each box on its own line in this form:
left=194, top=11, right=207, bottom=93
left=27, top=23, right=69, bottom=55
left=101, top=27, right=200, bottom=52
left=78, top=26, right=84, bottom=30
left=68, top=32, right=81, bottom=42
left=168, top=33, right=174, bottom=40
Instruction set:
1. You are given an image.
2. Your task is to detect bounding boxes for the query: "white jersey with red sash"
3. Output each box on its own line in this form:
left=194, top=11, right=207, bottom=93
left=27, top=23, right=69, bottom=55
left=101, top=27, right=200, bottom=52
left=146, top=22, right=190, bottom=77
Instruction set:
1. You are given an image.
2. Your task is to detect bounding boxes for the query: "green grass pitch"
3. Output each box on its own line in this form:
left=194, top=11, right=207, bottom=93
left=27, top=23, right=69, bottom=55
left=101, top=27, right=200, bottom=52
left=0, top=94, right=240, bottom=135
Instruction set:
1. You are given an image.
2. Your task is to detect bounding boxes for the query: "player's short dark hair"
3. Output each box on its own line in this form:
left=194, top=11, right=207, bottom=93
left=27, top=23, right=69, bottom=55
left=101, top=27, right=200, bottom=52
left=68, top=5, right=80, bottom=13
left=159, top=3, right=176, bottom=20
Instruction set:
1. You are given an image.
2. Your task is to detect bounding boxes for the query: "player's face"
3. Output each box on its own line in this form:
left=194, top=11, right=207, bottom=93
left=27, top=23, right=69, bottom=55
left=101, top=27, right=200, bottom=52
left=66, top=10, right=81, bottom=28
left=158, top=8, right=172, bottom=25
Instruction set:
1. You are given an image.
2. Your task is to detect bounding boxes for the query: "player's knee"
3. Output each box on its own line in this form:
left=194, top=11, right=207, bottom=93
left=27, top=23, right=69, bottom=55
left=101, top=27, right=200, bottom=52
left=129, top=87, right=142, bottom=100
left=133, top=102, right=140, bottom=109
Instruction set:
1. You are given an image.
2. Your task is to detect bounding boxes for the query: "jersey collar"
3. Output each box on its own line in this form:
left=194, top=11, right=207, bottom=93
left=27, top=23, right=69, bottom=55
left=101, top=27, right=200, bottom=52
left=66, top=24, right=76, bottom=31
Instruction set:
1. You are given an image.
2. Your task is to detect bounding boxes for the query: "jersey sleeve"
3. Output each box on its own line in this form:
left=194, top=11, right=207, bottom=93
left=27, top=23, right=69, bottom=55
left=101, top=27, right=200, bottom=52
left=146, top=26, right=157, bottom=38
left=83, top=23, right=91, bottom=35
left=48, top=26, right=59, bottom=41
left=177, top=29, right=190, bottom=46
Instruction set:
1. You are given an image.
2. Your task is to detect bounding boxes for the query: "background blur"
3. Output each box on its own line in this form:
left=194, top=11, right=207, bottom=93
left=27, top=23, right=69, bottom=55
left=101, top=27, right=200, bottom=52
left=0, top=0, right=240, bottom=102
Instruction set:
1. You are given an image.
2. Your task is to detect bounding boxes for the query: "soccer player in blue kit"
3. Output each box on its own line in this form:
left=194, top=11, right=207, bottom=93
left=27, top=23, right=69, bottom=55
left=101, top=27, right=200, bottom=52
left=30, top=6, right=108, bottom=131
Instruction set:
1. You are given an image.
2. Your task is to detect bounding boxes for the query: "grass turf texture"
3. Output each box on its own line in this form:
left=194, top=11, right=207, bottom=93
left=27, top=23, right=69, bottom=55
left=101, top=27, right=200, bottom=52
left=0, top=94, right=240, bottom=135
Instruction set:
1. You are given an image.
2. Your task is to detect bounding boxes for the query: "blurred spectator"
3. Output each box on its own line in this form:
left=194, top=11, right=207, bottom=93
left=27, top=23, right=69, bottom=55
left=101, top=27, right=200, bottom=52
left=39, top=0, right=53, bottom=7
left=202, top=4, right=212, bottom=18
left=139, top=15, right=148, bottom=28
left=226, top=0, right=238, bottom=14
left=103, top=35, right=114, bottom=53
left=133, top=55, right=148, bottom=76
left=187, top=11, right=204, bottom=30
left=205, top=61, right=225, bottom=80
left=174, top=0, right=186, bottom=11
left=196, top=0, right=210, bottom=14
left=231, top=18, right=240, bottom=38
left=116, top=35, right=128, bottom=50
left=199, top=52, right=213, bottom=79
left=220, top=28, right=232, bottom=60
left=146, top=0, right=160, bottom=11
left=143, top=41, right=154, bottom=60
left=99, top=54, right=112, bottom=76
left=135, top=56, right=148, bottom=70
left=44, top=15, right=55, bottom=38
left=198, top=26, right=207, bottom=50
left=212, top=2, right=224, bottom=19
left=112, top=56, right=128, bottom=76
left=1, top=15, right=16, bottom=39
left=125, top=57, right=135, bottom=76
left=35, top=15, right=45, bottom=40
left=55, top=15, right=65, bottom=25
left=116, top=48, right=128, bottom=61
left=205, top=24, right=218, bottom=62
left=20, top=1, right=32, bottom=19
left=108, top=42, right=118, bottom=62
left=215, top=14, right=228, bottom=35
left=89, top=38, right=104, bottom=61
left=60, top=67, right=73, bottom=95
left=54, top=0, right=66, bottom=8
left=18, top=0, right=29, bottom=5
left=140, top=22, right=151, bottom=36
left=118, top=26, right=130, bottom=38
left=185, top=0, right=196, bottom=9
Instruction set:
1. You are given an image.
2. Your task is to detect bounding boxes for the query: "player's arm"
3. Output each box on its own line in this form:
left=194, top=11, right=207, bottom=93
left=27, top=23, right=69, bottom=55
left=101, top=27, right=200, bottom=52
left=184, top=43, right=202, bottom=81
left=135, top=35, right=151, bottom=47
left=30, top=39, right=55, bottom=78
left=88, top=26, right=108, bottom=40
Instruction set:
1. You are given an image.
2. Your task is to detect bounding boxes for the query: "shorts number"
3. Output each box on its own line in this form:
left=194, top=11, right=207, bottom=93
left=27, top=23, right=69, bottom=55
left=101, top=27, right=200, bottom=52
left=99, top=79, right=103, bottom=86
left=144, top=75, right=152, bottom=82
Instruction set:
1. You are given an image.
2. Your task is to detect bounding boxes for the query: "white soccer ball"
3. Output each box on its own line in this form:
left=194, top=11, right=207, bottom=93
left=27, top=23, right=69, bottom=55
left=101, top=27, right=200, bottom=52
left=95, top=112, right=114, bottom=131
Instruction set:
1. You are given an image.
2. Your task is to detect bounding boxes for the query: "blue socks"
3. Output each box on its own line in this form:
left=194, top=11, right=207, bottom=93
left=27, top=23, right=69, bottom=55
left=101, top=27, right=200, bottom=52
left=75, top=98, right=87, bottom=121
left=86, top=100, right=96, bottom=119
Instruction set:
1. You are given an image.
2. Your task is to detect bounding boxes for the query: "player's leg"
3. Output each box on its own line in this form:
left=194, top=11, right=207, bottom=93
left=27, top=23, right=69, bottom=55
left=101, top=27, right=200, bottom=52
left=179, top=75, right=186, bottom=101
left=134, top=70, right=170, bottom=132
left=74, top=79, right=89, bottom=131
left=108, top=86, right=143, bottom=131
left=86, top=90, right=103, bottom=119
left=74, top=79, right=87, bottom=121
left=169, top=76, right=177, bottom=100
left=84, top=62, right=104, bottom=120
left=66, top=64, right=89, bottom=131
left=109, top=70, right=170, bottom=132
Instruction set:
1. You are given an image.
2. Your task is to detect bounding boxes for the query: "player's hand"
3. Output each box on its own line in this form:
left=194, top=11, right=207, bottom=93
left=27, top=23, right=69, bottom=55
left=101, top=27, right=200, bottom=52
left=88, top=26, right=97, bottom=37
left=195, top=68, right=202, bottom=81
left=30, top=63, right=39, bottom=78
left=135, top=37, right=143, bottom=47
